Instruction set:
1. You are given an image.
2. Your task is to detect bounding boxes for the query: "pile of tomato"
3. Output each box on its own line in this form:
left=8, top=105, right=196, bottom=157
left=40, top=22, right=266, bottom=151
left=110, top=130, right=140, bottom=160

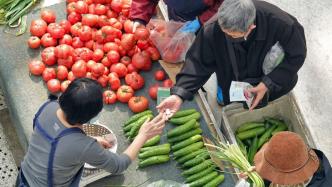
left=27, top=0, right=173, bottom=113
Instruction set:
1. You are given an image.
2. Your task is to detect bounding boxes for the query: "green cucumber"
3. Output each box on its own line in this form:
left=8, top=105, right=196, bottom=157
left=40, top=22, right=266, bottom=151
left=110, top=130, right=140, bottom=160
left=129, top=114, right=153, bottom=139
left=257, top=124, right=277, bottom=148
left=173, top=142, right=204, bottom=158
left=248, top=136, right=258, bottom=164
left=171, top=135, right=202, bottom=151
left=143, top=135, right=161, bottom=147
left=168, top=128, right=202, bottom=144
left=265, top=118, right=286, bottom=126
left=182, top=159, right=213, bottom=176
left=124, top=110, right=153, bottom=126
left=203, top=175, right=225, bottom=187
left=169, top=112, right=201, bottom=125
left=140, top=143, right=170, bottom=153
left=237, top=127, right=265, bottom=140
left=236, top=122, right=264, bottom=133
left=188, top=171, right=218, bottom=187
left=138, top=144, right=170, bottom=159
left=183, top=152, right=210, bottom=168
left=123, top=122, right=136, bottom=132
left=176, top=149, right=206, bottom=164
left=167, top=119, right=196, bottom=138
left=271, top=123, right=288, bottom=135
left=138, top=155, right=170, bottom=168
left=185, top=166, right=216, bottom=183
left=172, top=109, right=197, bottom=118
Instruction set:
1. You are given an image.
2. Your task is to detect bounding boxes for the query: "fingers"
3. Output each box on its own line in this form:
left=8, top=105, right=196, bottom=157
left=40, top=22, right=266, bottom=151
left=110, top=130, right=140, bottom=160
left=151, top=112, right=163, bottom=123
left=132, top=21, right=141, bottom=32
left=249, top=92, right=264, bottom=111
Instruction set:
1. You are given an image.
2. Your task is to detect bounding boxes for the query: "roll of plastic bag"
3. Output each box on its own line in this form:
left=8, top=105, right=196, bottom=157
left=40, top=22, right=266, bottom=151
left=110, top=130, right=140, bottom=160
left=262, top=41, right=285, bottom=75
left=147, top=180, right=189, bottom=187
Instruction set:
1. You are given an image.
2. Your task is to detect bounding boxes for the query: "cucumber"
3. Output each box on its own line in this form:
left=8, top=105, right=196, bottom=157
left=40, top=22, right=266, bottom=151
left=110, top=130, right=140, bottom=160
left=243, top=139, right=252, bottom=147
left=140, top=143, right=170, bottom=153
left=123, top=122, right=136, bottom=132
left=203, top=175, right=225, bottom=187
left=257, top=124, right=277, bottom=148
left=138, top=155, right=170, bottom=168
left=125, top=131, right=131, bottom=138
left=173, top=142, right=204, bottom=158
left=171, top=135, right=202, bottom=151
left=124, top=110, right=153, bottom=126
left=167, top=119, right=196, bottom=138
left=248, top=136, right=258, bottom=164
left=183, top=152, right=210, bottom=168
left=138, top=144, right=170, bottom=159
left=237, top=127, right=265, bottom=140
left=177, top=149, right=206, bottom=164
left=168, top=128, right=202, bottom=143
left=265, top=118, right=285, bottom=126
left=182, top=159, right=213, bottom=176
left=194, top=122, right=200, bottom=129
left=169, top=112, right=201, bottom=125
left=188, top=171, right=218, bottom=187
left=271, top=123, right=288, bottom=135
left=236, top=122, right=264, bottom=133
left=185, top=166, right=216, bottom=183
left=172, top=109, right=197, bottom=118
left=143, top=135, right=161, bottom=147
left=129, top=114, right=153, bottom=138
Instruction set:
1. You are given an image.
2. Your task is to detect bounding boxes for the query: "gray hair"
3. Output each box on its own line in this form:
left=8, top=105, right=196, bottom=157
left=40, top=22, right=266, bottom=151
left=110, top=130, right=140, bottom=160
left=217, top=0, right=256, bottom=33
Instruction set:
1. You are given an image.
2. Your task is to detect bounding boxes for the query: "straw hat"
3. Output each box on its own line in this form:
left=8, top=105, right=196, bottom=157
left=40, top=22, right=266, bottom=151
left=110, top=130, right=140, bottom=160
left=254, top=131, right=319, bottom=185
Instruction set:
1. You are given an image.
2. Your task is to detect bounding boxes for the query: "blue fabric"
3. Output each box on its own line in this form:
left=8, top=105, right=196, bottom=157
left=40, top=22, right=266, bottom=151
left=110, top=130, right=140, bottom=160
left=217, top=86, right=224, bottom=104
left=179, top=19, right=201, bottom=33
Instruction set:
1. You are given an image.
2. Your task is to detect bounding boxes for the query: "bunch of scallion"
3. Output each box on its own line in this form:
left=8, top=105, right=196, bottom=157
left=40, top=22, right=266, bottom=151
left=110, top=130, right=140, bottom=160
left=0, top=0, right=38, bottom=35
left=205, top=141, right=265, bottom=187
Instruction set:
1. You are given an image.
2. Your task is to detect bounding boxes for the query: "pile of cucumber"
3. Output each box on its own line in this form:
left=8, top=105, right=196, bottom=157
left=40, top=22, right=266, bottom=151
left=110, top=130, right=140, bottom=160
left=168, top=109, right=225, bottom=187
left=235, top=117, right=288, bottom=164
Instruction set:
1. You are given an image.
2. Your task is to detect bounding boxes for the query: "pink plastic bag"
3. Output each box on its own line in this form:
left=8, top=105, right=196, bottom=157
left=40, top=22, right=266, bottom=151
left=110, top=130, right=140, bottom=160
left=147, top=19, right=196, bottom=63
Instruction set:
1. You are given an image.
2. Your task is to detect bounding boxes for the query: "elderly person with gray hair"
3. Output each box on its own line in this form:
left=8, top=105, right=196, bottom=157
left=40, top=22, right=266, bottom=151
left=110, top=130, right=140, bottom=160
left=157, top=0, right=306, bottom=113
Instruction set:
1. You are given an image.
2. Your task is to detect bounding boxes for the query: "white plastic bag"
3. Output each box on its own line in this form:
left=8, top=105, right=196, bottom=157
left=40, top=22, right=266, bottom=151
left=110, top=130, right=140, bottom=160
left=263, top=41, right=285, bottom=75
left=146, top=180, right=189, bottom=187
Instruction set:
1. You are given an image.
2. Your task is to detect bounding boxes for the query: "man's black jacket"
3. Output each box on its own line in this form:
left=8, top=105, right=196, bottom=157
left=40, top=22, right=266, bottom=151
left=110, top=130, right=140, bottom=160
left=171, top=0, right=306, bottom=104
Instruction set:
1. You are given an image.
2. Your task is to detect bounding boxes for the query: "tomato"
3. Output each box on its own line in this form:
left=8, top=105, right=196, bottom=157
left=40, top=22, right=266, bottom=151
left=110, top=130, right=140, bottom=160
left=117, top=14, right=126, bottom=25
left=116, top=85, right=134, bottom=103
left=108, top=74, right=121, bottom=91
left=109, top=18, right=122, bottom=30
left=59, top=34, right=73, bottom=45
left=97, top=15, right=110, bottom=27
left=28, top=60, right=45, bottom=76
left=137, top=40, right=149, bottom=50
left=145, top=46, right=160, bottom=61
left=78, top=25, right=92, bottom=42
left=30, top=19, right=47, bottom=37
left=59, top=20, right=71, bottom=34
left=28, top=36, right=41, bottom=49
left=95, top=4, right=107, bottom=15
left=121, top=33, right=135, bottom=51
left=97, top=75, right=109, bottom=87
left=75, top=1, right=88, bottom=14
left=101, top=56, right=112, bottom=67
left=84, top=40, right=94, bottom=49
left=67, top=0, right=78, bottom=3
left=103, top=42, right=119, bottom=53
left=127, top=64, right=138, bottom=73
left=107, top=50, right=120, bottom=64
left=56, top=65, right=69, bottom=80
left=108, top=72, right=119, bottom=79
left=149, top=84, right=159, bottom=100
left=123, top=20, right=133, bottom=33
left=41, top=9, right=56, bottom=23
left=154, top=70, right=166, bottom=81
left=101, top=26, right=122, bottom=42
left=118, top=45, right=127, bottom=56
left=67, top=2, right=77, bottom=14
left=93, top=42, right=104, bottom=50
left=120, top=56, right=131, bottom=66
left=132, top=52, right=151, bottom=69
left=92, top=49, right=104, bottom=62
left=41, top=47, right=57, bottom=65
left=70, top=22, right=82, bottom=37
left=127, top=45, right=140, bottom=57
left=47, top=23, right=65, bottom=39
left=86, top=60, right=96, bottom=72
left=134, top=28, right=150, bottom=40
left=72, top=37, right=84, bottom=48
left=67, top=12, right=82, bottom=24
left=67, top=71, right=76, bottom=81
left=72, top=60, right=87, bottom=78
left=41, top=33, right=57, bottom=47
left=110, top=63, right=127, bottom=78
left=103, top=66, right=109, bottom=75
left=163, top=79, right=173, bottom=88
left=61, top=80, right=71, bottom=92
left=47, top=79, right=61, bottom=93
left=81, top=14, right=97, bottom=27
left=128, top=96, right=149, bottom=113
left=110, top=0, right=122, bottom=13
left=55, top=44, right=73, bottom=59
left=73, top=47, right=93, bottom=61
left=57, top=56, right=74, bottom=69
left=42, top=68, right=56, bottom=82
left=106, top=9, right=118, bottom=18
left=103, top=90, right=117, bottom=104
left=124, top=72, right=144, bottom=90
left=91, top=63, right=105, bottom=77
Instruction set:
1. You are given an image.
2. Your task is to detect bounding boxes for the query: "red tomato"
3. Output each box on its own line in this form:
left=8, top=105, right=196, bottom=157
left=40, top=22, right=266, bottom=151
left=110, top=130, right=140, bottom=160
left=67, top=12, right=82, bottom=24
left=124, top=72, right=145, bottom=90
left=121, top=33, right=135, bottom=51
left=28, top=60, right=45, bottom=76
left=132, top=52, right=151, bottom=70
left=42, top=68, right=56, bottom=82
left=127, top=45, right=140, bottom=57
left=61, top=80, right=71, bottom=92
left=106, top=9, right=118, bottom=18
left=117, top=14, right=126, bottom=25
left=128, top=96, right=149, bottom=113
left=97, top=75, right=109, bottom=87
left=101, top=25, right=122, bottom=42
left=137, top=40, right=149, bottom=50
left=57, top=56, right=74, bottom=69
left=56, top=65, right=69, bottom=80
left=108, top=72, right=119, bottom=78
left=123, top=20, right=133, bottom=33
left=91, top=63, right=105, bottom=77
left=108, top=75, right=121, bottom=91
left=93, top=42, right=104, bottom=50
left=67, top=2, right=77, bottom=14
left=103, top=42, right=119, bottom=53
left=78, top=25, right=92, bottom=42
left=72, top=37, right=84, bottom=48
left=116, top=85, right=134, bottom=103
left=67, top=71, right=76, bottom=81
left=154, top=70, right=166, bottom=81
left=110, top=0, right=122, bottom=13
left=41, top=47, right=57, bottom=65
left=163, top=79, right=173, bottom=88
left=86, top=60, right=96, bottom=72
left=59, top=34, right=73, bottom=45
left=41, top=33, right=57, bottom=47
left=120, top=56, right=131, bottom=66
left=107, top=50, right=120, bottom=64
left=59, top=20, right=71, bottom=34
left=109, top=18, right=122, bottom=30
left=72, top=60, right=87, bottom=78
left=118, top=45, right=127, bottom=56
left=92, top=49, right=104, bottom=62
left=82, top=14, right=98, bottom=27
left=41, top=9, right=56, bottom=23
left=84, top=40, right=94, bottom=49
left=103, top=66, right=109, bottom=75
left=134, top=28, right=150, bottom=40
left=127, top=64, right=138, bottom=73
left=47, top=23, right=65, bottom=39
left=103, top=90, right=117, bottom=104
left=75, top=1, right=88, bottom=14
left=28, top=36, right=41, bottom=49
left=101, top=56, right=112, bottom=67
left=55, top=44, right=73, bottom=59
left=47, top=79, right=61, bottom=93
left=73, top=47, right=93, bottom=61
left=30, top=19, right=47, bottom=37
left=110, top=63, right=127, bottom=78
left=145, top=46, right=160, bottom=61
left=70, top=22, right=82, bottom=37
left=95, top=4, right=107, bottom=15
left=97, top=15, right=110, bottom=27
left=149, top=84, right=159, bottom=100
left=121, top=3, right=130, bottom=17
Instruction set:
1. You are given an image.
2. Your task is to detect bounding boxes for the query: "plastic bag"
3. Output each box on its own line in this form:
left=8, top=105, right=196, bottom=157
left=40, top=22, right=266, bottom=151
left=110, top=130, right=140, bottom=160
left=146, top=180, right=188, bottom=187
left=262, top=41, right=285, bottom=75
left=147, top=19, right=196, bottom=63
left=234, top=178, right=251, bottom=187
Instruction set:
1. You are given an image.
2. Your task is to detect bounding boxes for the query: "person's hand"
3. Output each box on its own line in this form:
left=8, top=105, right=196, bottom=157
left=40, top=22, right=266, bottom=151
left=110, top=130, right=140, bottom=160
left=156, top=95, right=183, bottom=118
left=132, top=21, right=143, bottom=32
left=138, top=112, right=167, bottom=141
left=238, top=166, right=256, bottom=179
left=246, top=82, right=268, bottom=111
left=93, top=136, right=113, bottom=149
left=179, top=18, right=201, bottom=33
